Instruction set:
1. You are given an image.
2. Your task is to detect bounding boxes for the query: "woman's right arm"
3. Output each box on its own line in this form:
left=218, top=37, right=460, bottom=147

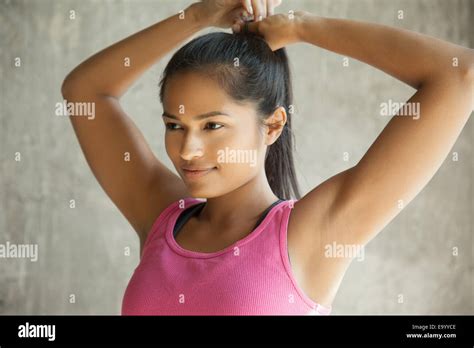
left=61, top=3, right=207, bottom=239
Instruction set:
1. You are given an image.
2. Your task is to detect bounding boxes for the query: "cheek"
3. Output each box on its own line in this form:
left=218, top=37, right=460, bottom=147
left=214, top=131, right=265, bottom=173
left=225, top=122, right=261, bottom=148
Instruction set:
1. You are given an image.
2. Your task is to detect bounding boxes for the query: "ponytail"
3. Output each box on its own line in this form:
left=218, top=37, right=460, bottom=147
left=264, top=48, right=301, bottom=200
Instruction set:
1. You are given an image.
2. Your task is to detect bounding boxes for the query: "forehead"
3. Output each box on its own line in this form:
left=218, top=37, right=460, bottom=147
left=163, top=72, right=252, bottom=115
left=164, top=72, right=227, bottom=103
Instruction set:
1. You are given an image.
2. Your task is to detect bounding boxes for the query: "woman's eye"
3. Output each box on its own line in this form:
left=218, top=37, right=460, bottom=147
left=165, top=123, right=182, bottom=130
left=205, top=122, right=223, bottom=130
left=165, top=122, right=223, bottom=131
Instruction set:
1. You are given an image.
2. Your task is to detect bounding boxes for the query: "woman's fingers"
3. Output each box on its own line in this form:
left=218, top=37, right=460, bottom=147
left=231, top=18, right=245, bottom=33
left=244, top=0, right=281, bottom=22
left=241, top=0, right=253, bottom=16
left=233, top=19, right=259, bottom=33
left=231, top=12, right=245, bottom=32
left=233, top=0, right=283, bottom=32
left=239, top=0, right=279, bottom=22
left=242, top=0, right=266, bottom=22
left=255, top=0, right=267, bottom=21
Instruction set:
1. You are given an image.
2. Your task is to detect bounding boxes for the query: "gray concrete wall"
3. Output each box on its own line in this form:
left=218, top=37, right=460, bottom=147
left=0, top=0, right=472, bottom=314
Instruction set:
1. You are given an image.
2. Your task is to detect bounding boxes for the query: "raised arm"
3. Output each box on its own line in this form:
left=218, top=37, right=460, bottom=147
left=61, top=4, right=207, bottom=238
left=297, top=14, right=474, bottom=89
left=295, top=13, right=474, bottom=248
left=60, top=0, right=281, bottom=243
left=240, top=10, right=473, bottom=251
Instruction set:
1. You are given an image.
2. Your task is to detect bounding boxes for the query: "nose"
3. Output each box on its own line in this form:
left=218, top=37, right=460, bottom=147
left=179, top=133, right=204, bottom=161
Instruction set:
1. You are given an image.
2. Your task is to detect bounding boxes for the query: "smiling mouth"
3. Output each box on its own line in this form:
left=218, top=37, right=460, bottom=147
left=182, top=167, right=217, bottom=180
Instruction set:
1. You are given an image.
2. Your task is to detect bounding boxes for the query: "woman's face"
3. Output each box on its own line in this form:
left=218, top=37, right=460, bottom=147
left=162, top=72, right=269, bottom=198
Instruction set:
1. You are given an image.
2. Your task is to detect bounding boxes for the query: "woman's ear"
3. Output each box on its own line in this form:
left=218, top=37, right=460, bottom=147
left=263, top=106, right=287, bottom=145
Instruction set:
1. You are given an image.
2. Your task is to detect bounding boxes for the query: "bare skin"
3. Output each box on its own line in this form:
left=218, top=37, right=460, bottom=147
left=62, top=0, right=473, bottom=309
left=162, top=71, right=284, bottom=249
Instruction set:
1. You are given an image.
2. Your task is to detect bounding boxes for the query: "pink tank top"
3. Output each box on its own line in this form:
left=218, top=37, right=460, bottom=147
left=121, top=197, right=332, bottom=315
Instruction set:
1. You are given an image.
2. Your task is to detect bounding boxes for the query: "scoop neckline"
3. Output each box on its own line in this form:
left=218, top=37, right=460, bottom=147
left=166, top=199, right=287, bottom=258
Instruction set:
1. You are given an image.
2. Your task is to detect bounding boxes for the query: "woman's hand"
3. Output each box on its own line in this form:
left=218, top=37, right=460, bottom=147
left=232, top=11, right=309, bottom=51
left=191, top=0, right=283, bottom=29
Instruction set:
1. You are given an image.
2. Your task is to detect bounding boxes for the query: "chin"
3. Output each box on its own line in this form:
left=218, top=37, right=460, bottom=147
left=183, top=184, right=215, bottom=199
left=184, top=183, right=232, bottom=200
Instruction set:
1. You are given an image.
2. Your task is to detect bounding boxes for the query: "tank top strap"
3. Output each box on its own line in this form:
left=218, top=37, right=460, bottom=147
left=173, top=198, right=285, bottom=238
left=253, top=199, right=284, bottom=229
left=173, top=202, right=205, bottom=238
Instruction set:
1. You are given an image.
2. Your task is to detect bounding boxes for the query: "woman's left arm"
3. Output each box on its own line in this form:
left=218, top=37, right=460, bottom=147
left=293, top=13, right=474, bottom=248
left=298, top=14, right=474, bottom=89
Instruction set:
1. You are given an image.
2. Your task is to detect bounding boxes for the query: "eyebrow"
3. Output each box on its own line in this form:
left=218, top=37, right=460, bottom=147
left=162, top=111, right=231, bottom=120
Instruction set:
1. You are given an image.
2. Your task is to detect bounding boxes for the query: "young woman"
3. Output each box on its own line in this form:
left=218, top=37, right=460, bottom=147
left=61, top=0, right=473, bottom=315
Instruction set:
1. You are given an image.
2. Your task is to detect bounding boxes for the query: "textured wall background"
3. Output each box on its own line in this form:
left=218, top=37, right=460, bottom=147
left=0, top=0, right=472, bottom=314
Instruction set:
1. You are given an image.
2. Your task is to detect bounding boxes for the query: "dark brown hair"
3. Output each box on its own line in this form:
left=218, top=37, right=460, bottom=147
left=159, top=32, right=301, bottom=200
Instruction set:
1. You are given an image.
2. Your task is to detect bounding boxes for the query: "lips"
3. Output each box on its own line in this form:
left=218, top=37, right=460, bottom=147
left=182, top=166, right=216, bottom=171
left=181, top=166, right=217, bottom=180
